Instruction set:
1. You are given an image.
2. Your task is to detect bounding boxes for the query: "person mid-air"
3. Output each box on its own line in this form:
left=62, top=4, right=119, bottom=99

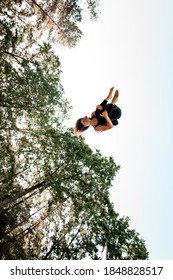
left=74, top=86, right=122, bottom=136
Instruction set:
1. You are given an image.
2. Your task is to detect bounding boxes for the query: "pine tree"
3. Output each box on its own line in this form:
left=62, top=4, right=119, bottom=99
left=0, top=0, right=100, bottom=47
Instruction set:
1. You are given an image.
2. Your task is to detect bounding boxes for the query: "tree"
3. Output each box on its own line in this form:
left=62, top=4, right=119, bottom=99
left=0, top=33, right=121, bottom=257
left=0, top=0, right=100, bottom=47
left=0, top=126, right=122, bottom=259
left=0, top=39, right=71, bottom=201
left=0, top=1, right=149, bottom=260
left=42, top=190, right=148, bottom=260
left=0, top=22, right=71, bottom=258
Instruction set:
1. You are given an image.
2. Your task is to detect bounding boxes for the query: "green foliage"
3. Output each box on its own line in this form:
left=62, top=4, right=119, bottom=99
left=0, top=1, right=149, bottom=260
left=0, top=0, right=101, bottom=47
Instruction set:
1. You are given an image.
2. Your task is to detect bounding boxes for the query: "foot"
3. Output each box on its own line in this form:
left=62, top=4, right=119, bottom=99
left=106, top=86, right=114, bottom=100
left=111, top=90, right=119, bottom=104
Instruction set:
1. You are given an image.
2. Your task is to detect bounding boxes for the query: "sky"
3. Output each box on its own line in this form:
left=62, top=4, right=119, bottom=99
left=55, top=0, right=173, bottom=259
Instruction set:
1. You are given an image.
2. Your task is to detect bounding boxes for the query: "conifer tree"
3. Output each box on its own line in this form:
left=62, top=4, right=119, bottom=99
left=0, top=0, right=100, bottom=47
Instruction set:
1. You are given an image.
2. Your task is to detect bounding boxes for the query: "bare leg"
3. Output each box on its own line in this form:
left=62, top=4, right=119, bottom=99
left=105, top=86, right=114, bottom=101
left=111, top=90, right=119, bottom=104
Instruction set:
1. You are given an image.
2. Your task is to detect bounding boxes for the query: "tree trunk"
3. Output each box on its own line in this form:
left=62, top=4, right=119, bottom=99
left=0, top=171, right=82, bottom=208
left=59, top=222, right=83, bottom=259
left=0, top=181, right=45, bottom=208
left=29, top=0, right=60, bottom=29
left=3, top=51, right=34, bottom=64
left=0, top=190, right=38, bottom=215
left=0, top=204, right=60, bottom=258
left=0, top=205, right=46, bottom=240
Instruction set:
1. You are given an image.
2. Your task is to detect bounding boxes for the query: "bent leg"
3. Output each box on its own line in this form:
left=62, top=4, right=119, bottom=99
left=106, top=104, right=121, bottom=122
left=111, top=90, right=119, bottom=104
left=98, top=99, right=108, bottom=111
left=105, top=103, right=114, bottom=116
left=105, top=86, right=114, bottom=101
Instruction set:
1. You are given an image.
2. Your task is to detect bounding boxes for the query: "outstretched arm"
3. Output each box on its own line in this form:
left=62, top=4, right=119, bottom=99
left=94, top=111, right=113, bottom=132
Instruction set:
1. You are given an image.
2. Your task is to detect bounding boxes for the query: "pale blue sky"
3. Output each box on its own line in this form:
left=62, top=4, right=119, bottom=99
left=56, top=0, right=173, bottom=259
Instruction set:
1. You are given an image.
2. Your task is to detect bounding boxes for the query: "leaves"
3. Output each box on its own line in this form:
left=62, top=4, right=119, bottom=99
left=0, top=0, right=100, bottom=47
left=0, top=0, right=148, bottom=260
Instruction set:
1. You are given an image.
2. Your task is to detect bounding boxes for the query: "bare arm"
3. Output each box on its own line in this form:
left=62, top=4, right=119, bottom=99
left=94, top=111, right=113, bottom=132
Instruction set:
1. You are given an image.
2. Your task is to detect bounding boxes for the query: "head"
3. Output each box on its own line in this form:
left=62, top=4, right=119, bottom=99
left=74, top=116, right=90, bottom=136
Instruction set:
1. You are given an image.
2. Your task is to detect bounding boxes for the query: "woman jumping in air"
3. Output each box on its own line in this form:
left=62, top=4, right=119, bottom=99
left=74, top=86, right=122, bottom=135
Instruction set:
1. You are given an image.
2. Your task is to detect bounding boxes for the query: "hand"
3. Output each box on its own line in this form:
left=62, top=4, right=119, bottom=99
left=96, top=105, right=102, bottom=110
left=101, top=110, right=108, bottom=118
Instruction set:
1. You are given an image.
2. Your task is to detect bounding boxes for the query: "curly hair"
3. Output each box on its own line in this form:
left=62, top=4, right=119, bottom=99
left=73, top=118, right=89, bottom=136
